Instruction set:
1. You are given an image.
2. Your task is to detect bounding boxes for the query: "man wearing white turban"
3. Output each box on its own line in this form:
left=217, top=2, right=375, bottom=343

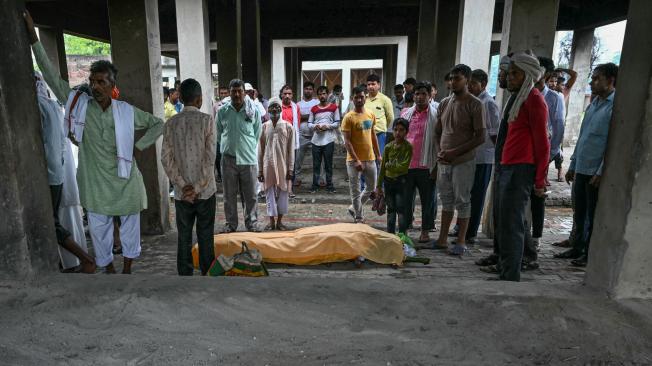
left=492, top=52, right=550, bottom=281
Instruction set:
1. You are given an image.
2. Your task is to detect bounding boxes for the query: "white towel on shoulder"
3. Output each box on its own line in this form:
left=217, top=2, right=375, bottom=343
left=111, top=100, right=135, bottom=179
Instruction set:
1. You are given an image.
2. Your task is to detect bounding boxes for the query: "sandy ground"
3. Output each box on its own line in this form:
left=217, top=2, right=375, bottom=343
left=1, top=275, right=651, bottom=365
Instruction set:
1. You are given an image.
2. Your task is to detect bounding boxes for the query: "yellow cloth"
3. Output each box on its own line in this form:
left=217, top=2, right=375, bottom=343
left=164, top=101, right=177, bottom=121
left=341, top=109, right=377, bottom=161
left=192, top=223, right=404, bottom=267
left=365, top=92, right=394, bottom=133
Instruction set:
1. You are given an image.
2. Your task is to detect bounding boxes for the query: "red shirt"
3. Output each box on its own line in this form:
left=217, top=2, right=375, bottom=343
left=501, top=89, right=550, bottom=189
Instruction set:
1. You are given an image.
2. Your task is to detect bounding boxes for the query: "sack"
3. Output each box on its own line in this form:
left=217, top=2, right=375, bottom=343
left=208, top=242, right=269, bottom=277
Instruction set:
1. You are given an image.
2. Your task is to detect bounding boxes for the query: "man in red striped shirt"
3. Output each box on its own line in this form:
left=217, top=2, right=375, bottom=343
left=493, top=52, right=550, bottom=282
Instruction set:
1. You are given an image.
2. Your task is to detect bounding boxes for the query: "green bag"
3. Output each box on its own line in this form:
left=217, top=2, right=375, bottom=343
left=208, top=242, right=269, bottom=277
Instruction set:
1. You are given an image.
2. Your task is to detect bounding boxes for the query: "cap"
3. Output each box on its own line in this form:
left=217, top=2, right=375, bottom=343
left=244, top=83, right=253, bottom=91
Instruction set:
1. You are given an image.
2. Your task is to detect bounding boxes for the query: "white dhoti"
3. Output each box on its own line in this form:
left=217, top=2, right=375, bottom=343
left=88, top=212, right=141, bottom=267
left=58, top=138, right=88, bottom=269
left=265, top=187, right=289, bottom=217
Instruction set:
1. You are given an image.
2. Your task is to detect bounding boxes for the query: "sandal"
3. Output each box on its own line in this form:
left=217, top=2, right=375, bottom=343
left=276, top=223, right=289, bottom=231
left=448, top=244, right=467, bottom=256
left=264, top=223, right=275, bottom=231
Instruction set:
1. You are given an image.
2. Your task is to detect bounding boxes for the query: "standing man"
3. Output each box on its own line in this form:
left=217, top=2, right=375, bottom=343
left=308, top=86, right=340, bottom=193
left=162, top=79, right=217, bottom=276
left=341, top=86, right=381, bottom=223
left=556, top=63, right=617, bottom=267
left=35, top=72, right=96, bottom=274
left=26, top=11, right=163, bottom=274
left=170, top=85, right=183, bottom=113
left=401, top=82, right=438, bottom=243
left=365, top=74, right=394, bottom=154
left=213, top=86, right=230, bottom=183
left=295, top=81, right=320, bottom=186
left=258, top=98, right=295, bottom=231
left=433, top=65, right=486, bottom=255
left=537, top=58, right=566, bottom=183
left=391, top=84, right=406, bottom=122
left=465, top=69, right=500, bottom=244
left=429, top=83, right=439, bottom=110
left=164, top=87, right=177, bottom=121
left=216, top=79, right=262, bottom=233
left=553, top=67, right=578, bottom=106
left=403, top=78, right=416, bottom=94
left=493, top=53, right=550, bottom=281
left=280, top=85, right=301, bottom=192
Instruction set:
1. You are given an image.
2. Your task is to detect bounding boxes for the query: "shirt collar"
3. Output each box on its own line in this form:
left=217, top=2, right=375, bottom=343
left=182, top=106, right=199, bottom=112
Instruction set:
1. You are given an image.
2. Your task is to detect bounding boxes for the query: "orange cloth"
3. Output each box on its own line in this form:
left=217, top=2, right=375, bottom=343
left=192, top=223, right=404, bottom=267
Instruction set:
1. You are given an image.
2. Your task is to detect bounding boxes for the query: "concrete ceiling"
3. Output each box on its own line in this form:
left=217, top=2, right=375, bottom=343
left=26, top=0, right=629, bottom=45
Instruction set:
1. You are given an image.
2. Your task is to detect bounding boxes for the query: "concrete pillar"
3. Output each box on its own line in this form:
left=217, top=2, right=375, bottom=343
left=499, top=0, right=559, bottom=57
left=176, top=0, right=213, bottom=114
left=383, top=45, right=398, bottom=96
left=216, top=0, right=242, bottom=86
left=416, top=0, right=437, bottom=82
left=497, top=0, right=560, bottom=106
left=565, top=28, right=594, bottom=144
left=0, top=0, right=59, bottom=278
left=585, top=0, right=652, bottom=299
left=108, top=0, right=170, bottom=234
left=241, top=0, right=261, bottom=88
left=260, top=36, right=272, bottom=98
left=456, top=0, right=496, bottom=71
left=38, top=27, right=68, bottom=81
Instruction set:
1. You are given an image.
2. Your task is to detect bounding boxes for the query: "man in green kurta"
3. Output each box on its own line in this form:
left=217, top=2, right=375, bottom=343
left=25, top=11, right=164, bottom=274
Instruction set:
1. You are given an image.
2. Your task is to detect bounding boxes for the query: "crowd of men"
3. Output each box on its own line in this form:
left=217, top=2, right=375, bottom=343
left=25, top=9, right=617, bottom=281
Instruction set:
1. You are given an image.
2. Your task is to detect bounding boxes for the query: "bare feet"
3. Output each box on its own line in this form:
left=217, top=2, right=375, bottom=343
left=105, top=263, right=117, bottom=274
left=122, top=258, right=133, bottom=274
left=80, top=260, right=97, bottom=274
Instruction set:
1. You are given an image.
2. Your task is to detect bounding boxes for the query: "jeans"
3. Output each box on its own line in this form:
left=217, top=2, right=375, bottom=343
left=572, top=173, right=599, bottom=254
left=175, top=194, right=216, bottom=276
left=530, top=192, right=545, bottom=238
left=494, top=164, right=535, bottom=282
left=384, top=175, right=410, bottom=233
left=466, top=164, right=493, bottom=239
left=346, top=160, right=377, bottom=220
left=406, top=169, right=434, bottom=231
left=312, top=142, right=334, bottom=189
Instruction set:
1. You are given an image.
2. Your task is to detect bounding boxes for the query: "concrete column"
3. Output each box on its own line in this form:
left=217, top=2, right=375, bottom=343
left=565, top=28, right=594, bottom=144
left=108, top=0, right=170, bottom=234
left=260, top=36, right=272, bottom=98
left=176, top=0, right=213, bottom=114
left=383, top=45, right=398, bottom=96
left=497, top=0, right=559, bottom=106
left=38, top=27, right=68, bottom=81
left=216, top=0, right=242, bottom=86
left=499, top=0, right=559, bottom=57
left=0, top=0, right=58, bottom=278
left=241, top=0, right=261, bottom=88
left=456, top=0, right=495, bottom=71
left=416, top=0, right=437, bottom=82
left=585, top=0, right=652, bottom=299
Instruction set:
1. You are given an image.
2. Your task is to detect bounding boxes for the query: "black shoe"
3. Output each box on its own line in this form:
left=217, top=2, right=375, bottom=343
left=475, top=254, right=498, bottom=266
left=521, top=260, right=540, bottom=271
left=570, top=255, right=588, bottom=267
left=554, top=248, right=583, bottom=259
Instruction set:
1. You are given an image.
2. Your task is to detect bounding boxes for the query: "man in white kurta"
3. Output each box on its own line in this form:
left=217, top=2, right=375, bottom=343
left=258, top=97, right=295, bottom=231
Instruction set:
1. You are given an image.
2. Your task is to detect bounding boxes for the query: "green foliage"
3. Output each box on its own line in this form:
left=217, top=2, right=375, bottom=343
left=63, top=34, right=111, bottom=56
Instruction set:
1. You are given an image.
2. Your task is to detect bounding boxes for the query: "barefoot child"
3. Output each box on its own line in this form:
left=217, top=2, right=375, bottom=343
left=376, top=118, right=412, bottom=234
left=258, top=97, right=295, bottom=231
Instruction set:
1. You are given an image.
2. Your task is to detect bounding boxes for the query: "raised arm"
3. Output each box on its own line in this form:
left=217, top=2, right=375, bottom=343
left=24, top=11, right=71, bottom=104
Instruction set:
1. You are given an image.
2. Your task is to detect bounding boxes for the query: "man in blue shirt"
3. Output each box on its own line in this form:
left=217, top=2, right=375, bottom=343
left=216, top=79, right=262, bottom=232
left=555, top=63, right=618, bottom=267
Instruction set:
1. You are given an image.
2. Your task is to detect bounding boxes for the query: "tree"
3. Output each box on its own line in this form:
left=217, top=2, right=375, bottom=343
left=556, top=32, right=604, bottom=72
left=63, top=34, right=111, bottom=56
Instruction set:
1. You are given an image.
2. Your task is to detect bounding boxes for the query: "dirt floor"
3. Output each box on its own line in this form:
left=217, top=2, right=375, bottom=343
left=1, top=275, right=652, bottom=365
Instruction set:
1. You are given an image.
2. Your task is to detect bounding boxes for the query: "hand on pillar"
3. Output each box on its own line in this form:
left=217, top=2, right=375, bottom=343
left=22, top=10, right=39, bottom=45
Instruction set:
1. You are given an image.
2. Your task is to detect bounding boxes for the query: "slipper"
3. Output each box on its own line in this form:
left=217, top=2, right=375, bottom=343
left=276, top=223, right=289, bottom=231
left=263, top=224, right=275, bottom=231
left=448, top=244, right=467, bottom=256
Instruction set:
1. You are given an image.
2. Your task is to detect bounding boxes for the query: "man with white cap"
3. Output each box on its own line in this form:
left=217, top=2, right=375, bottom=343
left=492, top=51, right=550, bottom=281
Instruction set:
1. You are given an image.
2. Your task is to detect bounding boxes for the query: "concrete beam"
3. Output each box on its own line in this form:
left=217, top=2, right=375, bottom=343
left=38, top=27, right=68, bottom=81
left=0, top=0, right=59, bottom=278
left=176, top=0, right=214, bottom=113
left=565, top=28, right=594, bottom=144
left=585, top=0, right=652, bottom=299
left=108, top=0, right=170, bottom=234
left=216, top=0, right=242, bottom=87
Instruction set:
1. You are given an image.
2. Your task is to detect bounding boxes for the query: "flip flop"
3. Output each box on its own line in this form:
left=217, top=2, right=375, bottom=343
left=448, top=244, right=467, bottom=256
left=276, top=223, right=289, bottom=231
left=264, top=224, right=275, bottom=231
